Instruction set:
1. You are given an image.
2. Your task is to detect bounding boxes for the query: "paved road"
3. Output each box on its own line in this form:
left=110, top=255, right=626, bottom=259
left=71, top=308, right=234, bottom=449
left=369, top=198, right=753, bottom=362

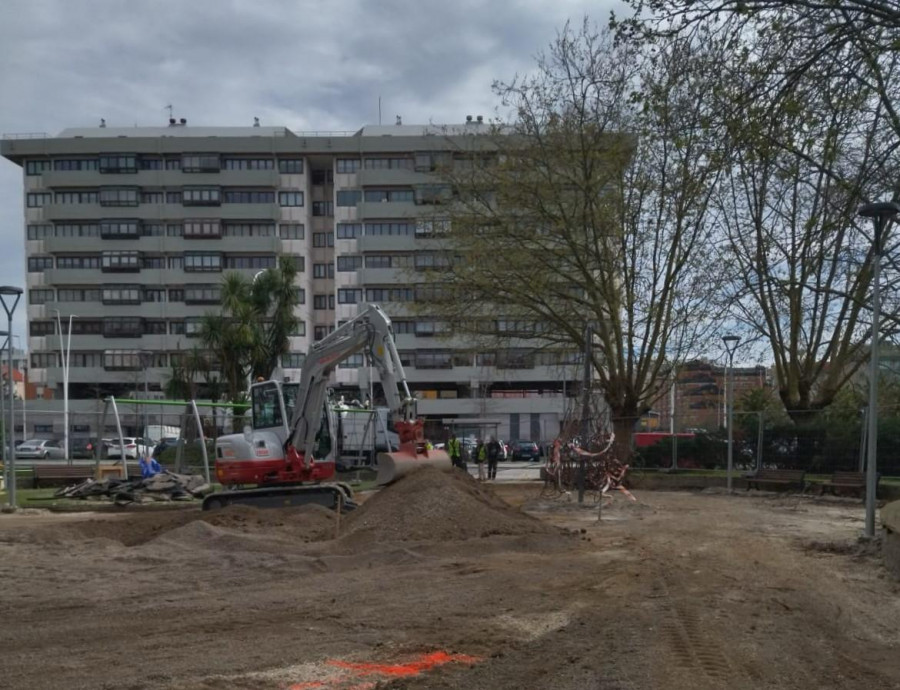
left=465, top=460, right=542, bottom=482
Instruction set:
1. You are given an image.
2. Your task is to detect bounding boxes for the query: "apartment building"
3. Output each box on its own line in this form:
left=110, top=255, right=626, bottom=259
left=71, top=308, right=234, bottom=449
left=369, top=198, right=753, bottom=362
left=1, top=120, right=580, bottom=442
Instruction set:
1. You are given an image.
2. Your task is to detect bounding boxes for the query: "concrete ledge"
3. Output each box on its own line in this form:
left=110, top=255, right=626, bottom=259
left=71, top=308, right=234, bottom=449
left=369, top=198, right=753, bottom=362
left=882, top=500, right=900, bottom=580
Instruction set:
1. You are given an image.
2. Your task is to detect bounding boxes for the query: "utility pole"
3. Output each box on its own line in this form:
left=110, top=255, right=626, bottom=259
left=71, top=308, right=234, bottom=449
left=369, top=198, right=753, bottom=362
left=577, top=323, right=592, bottom=504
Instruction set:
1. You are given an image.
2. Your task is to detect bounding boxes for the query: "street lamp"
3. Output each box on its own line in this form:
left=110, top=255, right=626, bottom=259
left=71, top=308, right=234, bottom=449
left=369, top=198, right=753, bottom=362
left=858, top=200, right=900, bottom=539
left=0, top=286, right=22, bottom=508
left=52, top=309, right=76, bottom=463
left=0, top=329, right=7, bottom=499
left=722, top=334, right=741, bottom=492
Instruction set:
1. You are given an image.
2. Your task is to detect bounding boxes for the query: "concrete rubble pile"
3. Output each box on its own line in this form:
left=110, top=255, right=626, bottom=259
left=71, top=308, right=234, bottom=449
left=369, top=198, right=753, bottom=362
left=55, top=472, right=212, bottom=505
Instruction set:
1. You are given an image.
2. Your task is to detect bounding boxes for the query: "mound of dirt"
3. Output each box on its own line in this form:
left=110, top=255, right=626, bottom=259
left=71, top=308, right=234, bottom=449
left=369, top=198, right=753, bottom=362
left=340, top=466, right=558, bottom=543
left=25, top=503, right=337, bottom=547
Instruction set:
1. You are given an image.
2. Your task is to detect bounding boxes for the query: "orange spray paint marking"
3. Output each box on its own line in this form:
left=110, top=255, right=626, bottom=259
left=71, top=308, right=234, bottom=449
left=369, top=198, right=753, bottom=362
left=328, top=651, right=481, bottom=678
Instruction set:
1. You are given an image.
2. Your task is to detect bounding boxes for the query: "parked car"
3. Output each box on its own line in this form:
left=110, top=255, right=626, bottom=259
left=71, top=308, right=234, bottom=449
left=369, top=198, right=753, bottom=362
left=106, top=437, right=153, bottom=460
left=153, top=437, right=180, bottom=458
left=70, top=438, right=100, bottom=459
left=16, top=439, right=66, bottom=460
left=510, top=440, right=541, bottom=462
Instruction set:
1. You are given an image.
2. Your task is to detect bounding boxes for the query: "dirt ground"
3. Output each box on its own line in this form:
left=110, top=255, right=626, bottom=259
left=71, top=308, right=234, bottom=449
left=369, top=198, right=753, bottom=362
left=0, top=469, right=898, bottom=689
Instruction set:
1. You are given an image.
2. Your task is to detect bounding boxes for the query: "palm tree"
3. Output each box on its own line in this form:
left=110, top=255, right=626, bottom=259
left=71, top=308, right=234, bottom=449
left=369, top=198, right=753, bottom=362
left=201, top=256, right=299, bottom=404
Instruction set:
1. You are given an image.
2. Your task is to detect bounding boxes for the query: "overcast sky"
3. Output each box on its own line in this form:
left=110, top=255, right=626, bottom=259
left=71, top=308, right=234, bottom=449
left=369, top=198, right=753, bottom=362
left=0, top=0, right=619, bottom=341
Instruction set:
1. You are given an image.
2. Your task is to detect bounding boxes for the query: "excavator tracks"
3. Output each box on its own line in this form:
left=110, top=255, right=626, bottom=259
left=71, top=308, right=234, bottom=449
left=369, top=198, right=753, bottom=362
left=201, top=482, right=355, bottom=511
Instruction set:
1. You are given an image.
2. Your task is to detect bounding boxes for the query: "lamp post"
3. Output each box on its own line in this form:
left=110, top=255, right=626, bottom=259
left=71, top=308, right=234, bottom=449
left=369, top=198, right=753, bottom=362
left=52, top=309, right=75, bottom=462
left=857, top=201, right=900, bottom=539
left=0, top=330, right=7, bottom=498
left=0, top=287, right=22, bottom=508
left=722, top=334, right=741, bottom=492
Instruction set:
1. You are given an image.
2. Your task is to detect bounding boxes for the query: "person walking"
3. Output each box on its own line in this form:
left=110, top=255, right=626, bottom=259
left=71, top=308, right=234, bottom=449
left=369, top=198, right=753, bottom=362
left=447, top=432, right=462, bottom=469
left=486, top=436, right=501, bottom=480
left=475, top=439, right=486, bottom=481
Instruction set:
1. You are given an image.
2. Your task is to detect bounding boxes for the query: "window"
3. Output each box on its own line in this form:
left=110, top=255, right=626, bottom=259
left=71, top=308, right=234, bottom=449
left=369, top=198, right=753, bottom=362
left=141, top=191, right=164, bottom=203
left=338, top=353, right=364, bottom=369
left=312, top=169, right=333, bottom=185
left=336, top=159, right=360, bottom=174
left=222, top=158, right=274, bottom=170
left=102, top=285, right=141, bottom=305
left=283, top=352, right=306, bottom=368
left=393, top=320, right=414, bottom=334
left=313, top=294, right=334, bottom=310
left=284, top=256, right=305, bottom=272
left=54, top=159, right=98, bottom=171
left=184, top=284, right=221, bottom=304
left=58, top=288, right=101, bottom=302
left=294, top=288, right=306, bottom=304
left=290, top=321, right=306, bottom=337
left=142, top=223, right=164, bottom=237
left=365, top=222, right=414, bottom=236
left=98, top=187, right=139, bottom=206
left=167, top=224, right=184, bottom=237
left=223, top=189, right=276, bottom=203
left=99, top=154, right=137, bottom=173
left=278, top=159, right=304, bottom=174
left=166, top=191, right=183, bottom=203
left=336, top=255, right=362, bottom=272
left=139, top=157, right=163, bottom=170
left=314, top=325, right=335, bottom=340
left=415, top=320, right=448, bottom=337
left=336, top=189, right=361, bottom=206
left=416, top=218, right=451, bottom=236
left=364, top=255, right=391, bottom=269
left=224, top=222, right=276, bottom=237
left=184, top=253, right=222, bottom=272
left=224, top=255, right=276, bottom=269
left=415, top=253, right=454, bottom=271
left=337, top=288, right=362, bottom=304
left=497, top=349, right=535, bottom=369
left=415, top=284, right=451, bottom=303
left=29, top=288, right=53, bottom=305
left=30, top=320, right=55, bottom=336
left=415, top=185, right=453, bottom=205
left=313, top=262, right=334, bottom=279
left=364, top=189, right=414, bottom=203
left=25, top=160, right=52, bottom=175
left=183, top=187, right=221, bottom=206
left=102, top=317, right=143, bottom=338
left=336, top=223, right=362, bottom=239
left=312, top=201, right=333, bottom=216
left=279, top=223, right=304, bottom=239
left=414, top=151, right=452, bottom=172
left=169, top=320, right=185, bottom=335
left=364, top=287, right=414, bottom=302
left=142, top=255, right=165, bottom=269
left=184, top=219, right=222, bottom=238
left=313, top=232, right=334, bottom=247
left=103, top=350, right=143, bottom=370
left=101, top=251, right=141, bottom=272
left=52, top=223, right=100, bottom=238
left=27, top=256, right=53, bottom=272
left=278, top=191, right=304, bottom=207
left=55, top=190, right=99, bottom=204
left=415, top=350, right=453, bottom=369
left=168, top=288, right=184, bottom=302
left=364, top=157, right=413, bottom=170
left=26, top=193, right=52, bottom=208
left=164, top=158, right=181, bottom=170
left=143, top=288, right=166, bottom=302
left=56, top=255, right=101, bottom=269
left=185, top=318, right=204, bottom=337
left=71, top=352, right=103, bottom=367
left=71, top=320, right=102, bottom=335
left=31, top=352, right=59, bottom=368
left=27, top=224, right=53, bottom=239
left=182, top=154, right=220, bottom=172
left=100, top=220, right=140, bottom=239
left=168, top=256, right=184, bottom=269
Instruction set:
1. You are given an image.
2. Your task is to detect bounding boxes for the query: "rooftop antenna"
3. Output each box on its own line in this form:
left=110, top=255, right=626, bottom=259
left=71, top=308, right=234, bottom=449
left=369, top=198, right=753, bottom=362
left=253, top=116, right=260, bottom=127
left=396, top=115, right=402, bottom=126
left=378, top=97, right=382, bottom=126
left=99, top=118, right=106, bottom=128
left=165, top=104, right=173, bottom=120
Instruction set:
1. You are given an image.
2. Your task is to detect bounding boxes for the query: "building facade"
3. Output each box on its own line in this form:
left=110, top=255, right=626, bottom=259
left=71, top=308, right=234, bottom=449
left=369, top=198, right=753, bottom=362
left=2, top=121, right=579, bottom=442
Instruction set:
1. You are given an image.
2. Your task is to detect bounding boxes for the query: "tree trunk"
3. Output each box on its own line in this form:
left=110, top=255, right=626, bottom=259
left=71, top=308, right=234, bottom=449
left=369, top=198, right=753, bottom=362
left=611, top=414, right=637, bottom=462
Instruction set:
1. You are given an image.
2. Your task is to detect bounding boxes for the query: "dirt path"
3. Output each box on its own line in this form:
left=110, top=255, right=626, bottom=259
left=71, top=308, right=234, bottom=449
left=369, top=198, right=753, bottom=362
left=0, top=479, right=897, bottom=689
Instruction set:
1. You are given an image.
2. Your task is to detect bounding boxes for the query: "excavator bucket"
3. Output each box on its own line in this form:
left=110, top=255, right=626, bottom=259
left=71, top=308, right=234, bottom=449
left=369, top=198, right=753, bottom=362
left=375, top=445, right=453, bottom=485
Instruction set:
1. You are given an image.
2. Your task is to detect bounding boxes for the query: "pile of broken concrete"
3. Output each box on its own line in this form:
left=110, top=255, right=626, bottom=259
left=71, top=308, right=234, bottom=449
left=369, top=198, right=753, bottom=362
left=55, top=472, right=211, bottom=505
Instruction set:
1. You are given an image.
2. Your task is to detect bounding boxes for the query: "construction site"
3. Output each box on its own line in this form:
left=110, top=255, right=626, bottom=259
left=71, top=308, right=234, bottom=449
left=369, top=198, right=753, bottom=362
left=0, top=465, right=898, bottom=690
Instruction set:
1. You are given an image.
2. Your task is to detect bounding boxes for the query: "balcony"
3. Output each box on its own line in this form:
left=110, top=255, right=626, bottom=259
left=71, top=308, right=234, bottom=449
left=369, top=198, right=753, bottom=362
left=42, top=169, right=281, bottom=189
left=42, top=202, right=281, bottom=221
left=356, top=201, right=419, bottom=220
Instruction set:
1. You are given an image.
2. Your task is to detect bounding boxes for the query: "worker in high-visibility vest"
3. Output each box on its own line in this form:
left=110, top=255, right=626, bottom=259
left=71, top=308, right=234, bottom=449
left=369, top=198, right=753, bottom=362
left=475, top=439, right=486, bottom=481
left=447, top=433, right=462, bottom=469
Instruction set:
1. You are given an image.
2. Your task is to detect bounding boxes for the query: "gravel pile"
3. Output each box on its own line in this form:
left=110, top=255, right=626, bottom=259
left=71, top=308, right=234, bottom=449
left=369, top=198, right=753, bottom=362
left=340, top=466, right=557, bottom=543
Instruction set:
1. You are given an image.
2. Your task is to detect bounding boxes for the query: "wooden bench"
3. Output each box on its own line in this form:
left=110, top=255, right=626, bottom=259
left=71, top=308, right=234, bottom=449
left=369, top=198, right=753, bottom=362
left=818, top=471, right=877, bottom=499
left=745, top=469, right=806, bottom=492
left=32, top=465, right=93, bottom=489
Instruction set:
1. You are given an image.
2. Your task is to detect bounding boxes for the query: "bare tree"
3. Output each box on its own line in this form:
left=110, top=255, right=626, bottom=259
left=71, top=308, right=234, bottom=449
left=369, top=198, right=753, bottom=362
left=425, top=21, right=728, bottom=453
